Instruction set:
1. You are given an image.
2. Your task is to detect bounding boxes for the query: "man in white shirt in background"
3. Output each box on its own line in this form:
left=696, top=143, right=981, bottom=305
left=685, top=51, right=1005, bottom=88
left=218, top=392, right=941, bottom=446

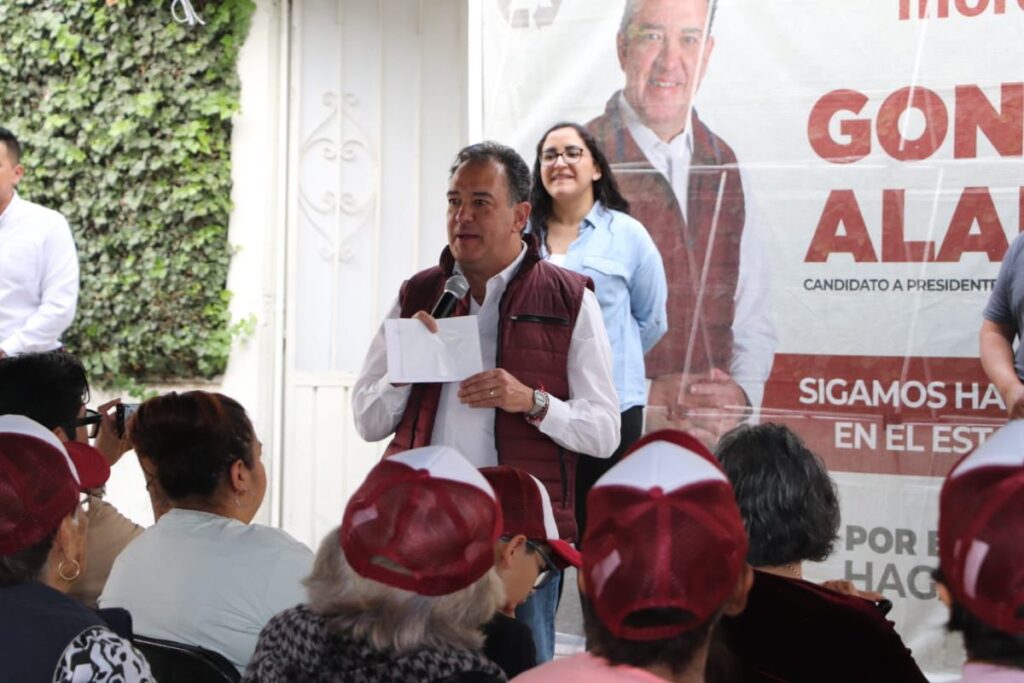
left=0, top=127, right=79, bottom=358
left=587, top=0, right=776, bottom=447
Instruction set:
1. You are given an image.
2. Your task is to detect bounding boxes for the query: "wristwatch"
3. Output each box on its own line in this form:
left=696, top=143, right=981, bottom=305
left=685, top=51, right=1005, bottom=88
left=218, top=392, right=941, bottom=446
left=525, top=389, right=549, bottom=424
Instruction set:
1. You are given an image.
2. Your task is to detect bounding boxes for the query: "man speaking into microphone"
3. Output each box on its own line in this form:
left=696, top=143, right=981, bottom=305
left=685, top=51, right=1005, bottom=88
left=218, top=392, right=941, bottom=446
left=352, top=141, right=619, bottom=660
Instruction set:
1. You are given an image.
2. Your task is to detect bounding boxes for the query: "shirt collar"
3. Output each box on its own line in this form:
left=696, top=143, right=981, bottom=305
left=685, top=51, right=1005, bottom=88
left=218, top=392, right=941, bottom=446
left=582, top=200, right=613, bottom=233
left=454, top=241, right=528, bottom=298
left=618, top=91, right=693, bottom=168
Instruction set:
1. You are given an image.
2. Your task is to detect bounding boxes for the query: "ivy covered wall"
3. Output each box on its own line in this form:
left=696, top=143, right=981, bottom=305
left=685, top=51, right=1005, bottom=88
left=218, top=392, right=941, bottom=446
left=0, top=0, right=255, bottom=388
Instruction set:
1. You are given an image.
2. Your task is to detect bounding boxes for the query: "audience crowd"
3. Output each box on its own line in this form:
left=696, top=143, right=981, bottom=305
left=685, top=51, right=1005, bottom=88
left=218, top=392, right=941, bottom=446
left=2, top=354, right=1022, bottom=683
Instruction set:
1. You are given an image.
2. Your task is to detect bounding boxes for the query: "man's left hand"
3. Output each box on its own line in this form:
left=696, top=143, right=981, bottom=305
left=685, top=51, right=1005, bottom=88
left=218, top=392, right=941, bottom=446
left=458, top=369, right=534, bottom=413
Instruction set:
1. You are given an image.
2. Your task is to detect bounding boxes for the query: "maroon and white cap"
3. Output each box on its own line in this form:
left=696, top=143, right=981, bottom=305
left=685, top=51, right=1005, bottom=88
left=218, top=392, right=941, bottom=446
left=582, top=429, right=748, bottom=641
left=939, top=420, right=1024, bottom=634
left=340, top=445, right=502, bottom=597
left=0, top=414, right=111, bottom=555
left=480, top=466, right=581, bottom=569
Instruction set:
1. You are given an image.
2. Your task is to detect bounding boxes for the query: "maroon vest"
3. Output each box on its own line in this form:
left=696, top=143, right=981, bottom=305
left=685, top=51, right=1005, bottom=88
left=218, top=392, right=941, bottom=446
left=386, top=236, right=591, bottom=540
left=587, top=94, right=744, bottom=377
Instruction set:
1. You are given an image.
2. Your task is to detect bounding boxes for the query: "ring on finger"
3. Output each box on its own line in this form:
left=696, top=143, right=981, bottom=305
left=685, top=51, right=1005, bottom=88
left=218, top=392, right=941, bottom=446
left=489, top=388, right=495, bottom=398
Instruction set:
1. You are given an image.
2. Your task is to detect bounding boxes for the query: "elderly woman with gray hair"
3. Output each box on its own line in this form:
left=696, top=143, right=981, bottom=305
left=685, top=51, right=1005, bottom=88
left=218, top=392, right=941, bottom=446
left=244, top=445, right=507, bottom=683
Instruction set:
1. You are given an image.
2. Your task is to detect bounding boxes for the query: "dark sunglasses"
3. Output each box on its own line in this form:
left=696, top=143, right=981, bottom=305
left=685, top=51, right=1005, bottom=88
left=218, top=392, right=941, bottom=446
left=73, top=409, right=103, bottom=439
left=525, top=539, right=560, bottom=589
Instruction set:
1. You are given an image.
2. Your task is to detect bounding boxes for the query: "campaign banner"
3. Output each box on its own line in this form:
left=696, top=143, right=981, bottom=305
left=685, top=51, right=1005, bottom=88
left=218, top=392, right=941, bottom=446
left=478, top=0, right=1024, bottom=677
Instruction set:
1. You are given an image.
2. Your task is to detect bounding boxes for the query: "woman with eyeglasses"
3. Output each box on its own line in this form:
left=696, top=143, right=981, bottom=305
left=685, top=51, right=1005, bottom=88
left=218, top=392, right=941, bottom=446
left=98, top=390, right=313, bottom=675
left=0, top=415, right=154, bottom=682
left=528, top=122, right=668, bottom=541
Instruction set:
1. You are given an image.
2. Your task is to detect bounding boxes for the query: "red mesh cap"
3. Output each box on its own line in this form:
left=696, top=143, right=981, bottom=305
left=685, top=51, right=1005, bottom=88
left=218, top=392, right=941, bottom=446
left=582, top=429, right=748, bottom=641
left=0, top=415, right=111, bottom=555
left=341, top=445, right=502, bottom=596
left=481, top=466, right=581, bottom=569
left=939, top=420, right=1024, bottom=634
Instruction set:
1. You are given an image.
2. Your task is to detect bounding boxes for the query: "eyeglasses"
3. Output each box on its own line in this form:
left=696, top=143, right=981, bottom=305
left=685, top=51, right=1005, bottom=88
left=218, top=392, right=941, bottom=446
left=75, top=409, right=103, bottom=439
left=525, top=539, right=560, bottom=589
left=540, top=146, right=586, bottom=166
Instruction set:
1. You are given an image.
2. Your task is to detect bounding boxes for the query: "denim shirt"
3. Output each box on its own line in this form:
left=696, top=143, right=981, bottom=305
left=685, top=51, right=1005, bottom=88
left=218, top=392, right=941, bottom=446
left=530, top=202, right=668, bottom=411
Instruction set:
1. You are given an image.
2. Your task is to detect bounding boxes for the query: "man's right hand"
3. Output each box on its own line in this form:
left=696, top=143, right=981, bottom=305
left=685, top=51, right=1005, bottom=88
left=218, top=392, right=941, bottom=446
left=412, top=310, right=439, bottom=333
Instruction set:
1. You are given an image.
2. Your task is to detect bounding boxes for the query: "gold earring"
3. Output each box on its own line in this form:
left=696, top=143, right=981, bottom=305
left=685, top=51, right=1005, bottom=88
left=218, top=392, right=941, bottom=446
left=58, top=558, right=81, bottom=582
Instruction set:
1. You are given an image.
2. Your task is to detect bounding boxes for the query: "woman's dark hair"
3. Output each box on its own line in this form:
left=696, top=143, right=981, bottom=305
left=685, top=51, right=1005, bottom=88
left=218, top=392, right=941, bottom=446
left=715, top=423, right=840, bottom=567
left=948, top=601, right=1024, bottom=668
left=529, top=121, right=630, bottom=233
left=129, top=391, right=256, bottom=502
left=0, top=532, right=55, bottom=585
left=582, top=595, right=716, bottom=676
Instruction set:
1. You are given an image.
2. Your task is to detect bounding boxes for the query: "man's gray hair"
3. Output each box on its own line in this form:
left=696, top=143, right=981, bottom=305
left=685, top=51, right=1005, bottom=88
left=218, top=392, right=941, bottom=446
left=619, top=0, right=718, bottom=37
left=305, top=526, right=505, bottom=654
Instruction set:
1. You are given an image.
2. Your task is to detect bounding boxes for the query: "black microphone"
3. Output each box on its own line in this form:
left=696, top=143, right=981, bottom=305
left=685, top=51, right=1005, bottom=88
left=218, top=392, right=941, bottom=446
left=430, top=274, right=470, bottom=319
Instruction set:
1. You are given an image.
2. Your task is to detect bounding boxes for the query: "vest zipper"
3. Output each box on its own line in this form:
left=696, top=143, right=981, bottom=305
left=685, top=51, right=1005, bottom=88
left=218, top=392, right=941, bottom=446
left=494, top=311, right=503, bottom=462
left=509, top=314, right=570, bottom=326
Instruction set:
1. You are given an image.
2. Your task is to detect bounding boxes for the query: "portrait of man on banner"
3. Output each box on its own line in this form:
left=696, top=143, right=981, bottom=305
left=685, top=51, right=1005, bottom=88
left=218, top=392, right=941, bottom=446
left=587, top=0, right=776, bottom=446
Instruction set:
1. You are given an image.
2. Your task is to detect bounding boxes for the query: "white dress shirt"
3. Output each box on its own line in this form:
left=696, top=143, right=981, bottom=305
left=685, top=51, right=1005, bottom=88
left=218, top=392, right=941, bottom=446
left=618, top=94, right=777, bottom=408
left=352, top=243, right=621, bottom=467
left=99, top=508, right=313, bottom=674
left=0, top=192, right=79, bottom=355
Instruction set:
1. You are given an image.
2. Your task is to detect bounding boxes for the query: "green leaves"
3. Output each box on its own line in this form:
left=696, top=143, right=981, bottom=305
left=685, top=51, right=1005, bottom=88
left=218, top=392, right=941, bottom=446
left=0, top=0, right=255, bottom=390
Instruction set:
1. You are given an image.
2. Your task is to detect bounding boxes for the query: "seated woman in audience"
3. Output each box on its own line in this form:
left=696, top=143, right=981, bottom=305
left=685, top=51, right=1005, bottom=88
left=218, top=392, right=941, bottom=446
left=0, top=415, right=153, bottom=682
left=99, top=391, right=313, bottom=674
left=245, top=445, right=507, bottom=682
left=713, top=423, right=928, bottom=683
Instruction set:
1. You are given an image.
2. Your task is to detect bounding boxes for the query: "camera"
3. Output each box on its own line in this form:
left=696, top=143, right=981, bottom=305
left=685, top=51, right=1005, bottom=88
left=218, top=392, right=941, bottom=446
left=116, top=403, right=140, bottom=437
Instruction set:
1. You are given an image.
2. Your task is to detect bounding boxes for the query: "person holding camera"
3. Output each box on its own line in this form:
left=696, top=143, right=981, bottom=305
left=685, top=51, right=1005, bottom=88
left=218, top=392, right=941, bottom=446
left=0, top=350, right=144, bottom=608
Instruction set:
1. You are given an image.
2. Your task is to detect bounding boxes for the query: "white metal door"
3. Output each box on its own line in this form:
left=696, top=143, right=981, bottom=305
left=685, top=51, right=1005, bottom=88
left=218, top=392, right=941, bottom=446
left=281, top=0, right=469, bottom=548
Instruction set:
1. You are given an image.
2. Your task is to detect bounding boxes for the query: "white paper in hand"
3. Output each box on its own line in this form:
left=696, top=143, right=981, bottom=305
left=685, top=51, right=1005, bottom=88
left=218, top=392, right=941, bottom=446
left=384, top=316, right=484, bottom=384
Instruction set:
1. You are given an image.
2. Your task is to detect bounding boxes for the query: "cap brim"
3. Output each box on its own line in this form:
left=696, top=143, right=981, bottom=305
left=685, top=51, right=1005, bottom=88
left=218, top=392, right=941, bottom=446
left=548, top=539, right=581, bottom=569
left=64, top=441, right=111, bottom=490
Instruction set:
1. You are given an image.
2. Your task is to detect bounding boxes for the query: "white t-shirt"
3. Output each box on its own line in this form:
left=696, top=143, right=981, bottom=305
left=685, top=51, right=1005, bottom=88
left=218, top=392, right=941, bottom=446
left=99, top=508, right=313, bottom=673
